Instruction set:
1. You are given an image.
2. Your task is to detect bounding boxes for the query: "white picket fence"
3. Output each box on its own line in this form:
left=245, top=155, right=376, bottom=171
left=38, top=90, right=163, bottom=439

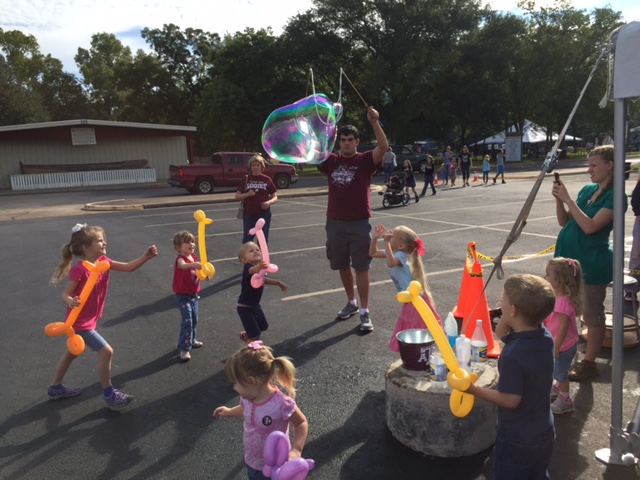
left=10, top=168, right=157, bottom=191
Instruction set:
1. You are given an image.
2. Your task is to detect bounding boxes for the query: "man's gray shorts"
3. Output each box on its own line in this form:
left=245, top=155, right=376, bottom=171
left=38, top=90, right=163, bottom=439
left=325, top=218, right=371, bottom=271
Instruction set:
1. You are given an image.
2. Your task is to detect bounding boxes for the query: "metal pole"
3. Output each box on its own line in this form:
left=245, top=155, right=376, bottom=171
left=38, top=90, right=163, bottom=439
left=595, top=98, right=635, bottom=466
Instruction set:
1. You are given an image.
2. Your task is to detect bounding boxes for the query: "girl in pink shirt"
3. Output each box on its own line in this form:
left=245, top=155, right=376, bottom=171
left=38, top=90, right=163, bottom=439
left=214, top=341, right=308, bottom=479
left=48, top=224, right=157, bottom=408
left=543, top=257, right=583, bottom=414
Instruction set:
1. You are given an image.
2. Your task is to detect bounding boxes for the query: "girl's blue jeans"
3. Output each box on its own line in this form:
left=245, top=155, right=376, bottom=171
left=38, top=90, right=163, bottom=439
left=176, top=294, right=198, bottom=351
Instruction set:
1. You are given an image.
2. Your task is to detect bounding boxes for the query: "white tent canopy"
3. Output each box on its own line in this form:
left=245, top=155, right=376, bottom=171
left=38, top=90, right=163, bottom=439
left=471, top=119, right=581, bottom=145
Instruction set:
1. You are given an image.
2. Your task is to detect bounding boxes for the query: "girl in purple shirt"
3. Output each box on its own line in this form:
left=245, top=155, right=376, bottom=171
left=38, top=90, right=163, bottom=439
left=214, top=341, right=309, bottom=479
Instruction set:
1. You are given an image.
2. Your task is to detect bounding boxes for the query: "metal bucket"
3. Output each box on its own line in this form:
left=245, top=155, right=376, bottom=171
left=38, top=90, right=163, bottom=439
left=396, top=329, right=435, bottom=371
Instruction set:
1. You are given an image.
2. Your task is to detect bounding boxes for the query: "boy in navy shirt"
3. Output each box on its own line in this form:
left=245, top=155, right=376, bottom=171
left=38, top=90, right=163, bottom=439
left=466, top=274, right=556, bottom=479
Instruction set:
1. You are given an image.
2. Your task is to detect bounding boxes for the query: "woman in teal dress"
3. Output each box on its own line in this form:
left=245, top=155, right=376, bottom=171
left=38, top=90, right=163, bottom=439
left=552, top=145, right=627, bottom=381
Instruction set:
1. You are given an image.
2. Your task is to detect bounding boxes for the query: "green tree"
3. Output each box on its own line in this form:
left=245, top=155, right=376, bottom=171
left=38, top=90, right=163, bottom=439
left=195, top=28, right=301, bottom=152
left=280, top=0, right=485, bottom=144
left=1, top=28, right=90, bottom=124
left=518, top=3, right=622, bottom=145
left=141, top=24, right=219, bottom=124
left=0, top=60, right=47, bottom=125
left=75, top=33, right=133, bottom=119
left=116, top=50, right=188, bottom=124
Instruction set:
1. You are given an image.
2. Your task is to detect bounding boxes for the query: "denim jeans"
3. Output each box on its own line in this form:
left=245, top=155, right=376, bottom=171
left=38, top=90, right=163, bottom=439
left=384, top=163, right=395, bottom=184
left=493, top=427, right=555, bottom=479
left=246, top=464, right=268, bottom=480
left=243, top=208, right=272, bottom=244
left=461, top=163, right=470, bottom=183
left=176, top=294, right=198, bottom=351
left=421, top=176, right=435, bottom=195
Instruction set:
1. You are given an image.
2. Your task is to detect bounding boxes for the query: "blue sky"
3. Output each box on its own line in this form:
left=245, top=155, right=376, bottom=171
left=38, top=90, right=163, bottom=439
left=1, top=0, right=639, bottom=76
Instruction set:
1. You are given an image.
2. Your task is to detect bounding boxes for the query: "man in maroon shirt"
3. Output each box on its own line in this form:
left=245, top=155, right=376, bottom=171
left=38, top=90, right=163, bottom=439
left=317, top=107, right=389, bottom=331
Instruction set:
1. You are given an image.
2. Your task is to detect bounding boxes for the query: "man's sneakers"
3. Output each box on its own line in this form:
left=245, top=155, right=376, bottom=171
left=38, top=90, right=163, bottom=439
left=337, top=302, right=359, bottom=320
left=179, top=350, right=191, bottom=361
left=337, top=302, right=374, bottom=331
left=359, top=312, right=374, bottom=332
left=104, top=389, right=133, bottom=408
left=48, top=384, right=81, bottom=400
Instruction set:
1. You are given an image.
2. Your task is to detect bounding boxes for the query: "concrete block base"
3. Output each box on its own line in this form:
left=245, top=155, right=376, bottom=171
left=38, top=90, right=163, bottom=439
left=385, top=359, right=498, bottom=457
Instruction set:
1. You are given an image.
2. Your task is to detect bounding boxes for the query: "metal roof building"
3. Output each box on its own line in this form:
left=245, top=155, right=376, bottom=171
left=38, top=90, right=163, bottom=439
left=0, top=119, right=196, bottom=190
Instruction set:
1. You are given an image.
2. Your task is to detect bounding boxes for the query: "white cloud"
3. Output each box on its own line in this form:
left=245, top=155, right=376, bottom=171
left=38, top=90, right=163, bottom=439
left=486, top=0, right=640, bottom=22
left=1, top=0, right=314, bottom=75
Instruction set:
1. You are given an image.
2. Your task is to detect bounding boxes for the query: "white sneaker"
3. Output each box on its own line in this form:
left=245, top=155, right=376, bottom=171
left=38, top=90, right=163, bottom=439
left=359, top=312, right=374, bottom=332
left=179, top=350, right=191, bottom=361
left=551, top=395, right=574, bottom=414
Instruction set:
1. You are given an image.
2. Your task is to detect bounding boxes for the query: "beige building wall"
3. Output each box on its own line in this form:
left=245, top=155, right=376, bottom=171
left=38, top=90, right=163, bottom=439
left=0, top=136, right=188, bottom=190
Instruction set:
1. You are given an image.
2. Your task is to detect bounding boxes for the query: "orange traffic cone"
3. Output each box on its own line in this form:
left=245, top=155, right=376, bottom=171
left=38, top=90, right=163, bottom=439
left=472, top=171, right=479, bottom=182
left=452, top=242, right=501, bottom=358
left=434, top=174, right=439, bottom=185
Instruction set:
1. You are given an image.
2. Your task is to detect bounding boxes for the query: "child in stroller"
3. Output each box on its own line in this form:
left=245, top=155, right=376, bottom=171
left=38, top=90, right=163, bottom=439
left=379, top=174, right=411, bottom=208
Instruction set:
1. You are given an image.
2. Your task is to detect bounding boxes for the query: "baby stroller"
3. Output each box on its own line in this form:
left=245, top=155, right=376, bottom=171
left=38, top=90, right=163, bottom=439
left=379, top=175, right=411, bottom=208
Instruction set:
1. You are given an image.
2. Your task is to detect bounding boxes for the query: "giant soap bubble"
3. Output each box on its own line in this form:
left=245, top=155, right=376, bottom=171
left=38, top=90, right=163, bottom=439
left=262, top=94, right=343, bottom=165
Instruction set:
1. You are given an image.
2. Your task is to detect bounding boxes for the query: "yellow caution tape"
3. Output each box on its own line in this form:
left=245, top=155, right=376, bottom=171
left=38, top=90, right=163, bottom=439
left=477, top=245, right=556, bottom=263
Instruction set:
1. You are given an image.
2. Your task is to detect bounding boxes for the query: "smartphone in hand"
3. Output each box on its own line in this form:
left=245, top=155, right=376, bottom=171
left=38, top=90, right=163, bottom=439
left=554, top=172, right=560, bottom=183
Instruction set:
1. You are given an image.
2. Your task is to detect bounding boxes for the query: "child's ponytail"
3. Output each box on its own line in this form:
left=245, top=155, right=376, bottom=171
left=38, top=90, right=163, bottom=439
left=50, top=224, right=105, bottom=285
left=395, top=226, right=435, bottom=306
left=223, top=342, right=298, bottom=398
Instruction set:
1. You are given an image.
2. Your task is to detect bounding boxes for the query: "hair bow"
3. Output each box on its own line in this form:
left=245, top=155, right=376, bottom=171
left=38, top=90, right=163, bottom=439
left=248, top=340, right=264, bottom=350
left=567, top=258, right=577, bottom=277
left=415, top=238, right=426, bottom=256
left=71, top=223, right=87, bottom=233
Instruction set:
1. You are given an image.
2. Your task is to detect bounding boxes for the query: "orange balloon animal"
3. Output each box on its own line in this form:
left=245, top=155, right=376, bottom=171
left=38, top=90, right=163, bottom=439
left=44, top=259, right=111, bottom=355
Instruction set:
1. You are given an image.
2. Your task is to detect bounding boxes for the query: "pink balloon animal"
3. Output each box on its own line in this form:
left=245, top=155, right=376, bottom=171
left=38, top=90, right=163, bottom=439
left=262, top=431, right=315, bottom=480
left=250, top=218, right=278, bottom=288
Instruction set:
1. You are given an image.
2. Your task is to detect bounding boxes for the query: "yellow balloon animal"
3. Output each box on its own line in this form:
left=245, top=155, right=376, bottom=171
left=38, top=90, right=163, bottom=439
left=193, top=210, right=216, bottom=280
left=396, top=281, right=478, bottom=418
left=44, top=259, right=111, bottom=355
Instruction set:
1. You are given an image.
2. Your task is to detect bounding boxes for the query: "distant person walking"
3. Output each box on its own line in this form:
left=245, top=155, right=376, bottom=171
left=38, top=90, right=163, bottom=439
left=442, top=146, right=454, bottom=186
left=403, top=159, right=419, bottom=203
left=449, top=157, right=459, bottom=187
left=493, top=148, right=506, bottom=184
left=383, top=146, right=396, bottom=184
left=482, top=154, right=491, bottom=184
left=459, top=145, right=473, bottom=187
left=420, top=156, right=436, bottom=196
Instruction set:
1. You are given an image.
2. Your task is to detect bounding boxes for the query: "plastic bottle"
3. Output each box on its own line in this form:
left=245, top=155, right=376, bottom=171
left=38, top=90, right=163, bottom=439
left=471, top=319, right=488, bottom=372
left=444, top=312, right=458, bottom=349
left=429, top=345, right=448, bottom=388
left=455, top=334, right=471, bottom=370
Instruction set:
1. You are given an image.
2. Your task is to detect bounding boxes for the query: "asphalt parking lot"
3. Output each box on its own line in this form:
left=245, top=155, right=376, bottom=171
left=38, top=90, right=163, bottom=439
left=1, top=169, right=640, bottom=479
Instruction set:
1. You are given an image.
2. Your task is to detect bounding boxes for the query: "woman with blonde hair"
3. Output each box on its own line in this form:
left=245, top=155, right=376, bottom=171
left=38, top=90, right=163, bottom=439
left=236, top=155, right=278, bottom=244
left=552, top=145, right=627, bottom=380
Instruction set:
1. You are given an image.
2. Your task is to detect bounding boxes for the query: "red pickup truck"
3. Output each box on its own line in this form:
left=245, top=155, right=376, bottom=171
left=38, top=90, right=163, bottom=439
left=168, top=152, right=298, bottom=194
